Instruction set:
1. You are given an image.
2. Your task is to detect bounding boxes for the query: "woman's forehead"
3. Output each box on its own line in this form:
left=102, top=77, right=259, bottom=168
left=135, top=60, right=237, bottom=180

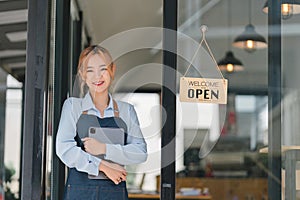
left=86, top=54, right=107, bottom=66
left=84, top=54, right=111, bottom=68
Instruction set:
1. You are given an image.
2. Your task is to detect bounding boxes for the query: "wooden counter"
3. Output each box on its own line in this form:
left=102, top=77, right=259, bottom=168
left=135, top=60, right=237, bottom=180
left=128, top=193, right=212, bottom=200
left=259, top=145, right=300, bottom=153
left=156, top=177, right=268, bottom=200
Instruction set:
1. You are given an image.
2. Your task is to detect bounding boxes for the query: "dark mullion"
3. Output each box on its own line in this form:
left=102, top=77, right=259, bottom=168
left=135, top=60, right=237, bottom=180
left=21, top=0, right=51, bottom=199
left=268, top=0, right=282, bottom=199
left=161, top=0, right=177, bottom=199
left=52, top=0, right=71, bottom=199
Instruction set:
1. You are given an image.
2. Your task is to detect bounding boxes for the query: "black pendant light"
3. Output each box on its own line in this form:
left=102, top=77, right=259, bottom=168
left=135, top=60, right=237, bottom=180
left=218, top=51, right=244, bottom=73
left=233, top=0, right=267, bottom=53
left=263, top=0, right=300, bottom=20
left=232, top=24, right=267, bottom=53
left=218, top=0, right=244, bottom=73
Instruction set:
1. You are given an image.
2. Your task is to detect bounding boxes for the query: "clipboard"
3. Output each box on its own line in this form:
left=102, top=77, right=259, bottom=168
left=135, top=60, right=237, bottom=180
left=87, top=127, right=125, bottom=179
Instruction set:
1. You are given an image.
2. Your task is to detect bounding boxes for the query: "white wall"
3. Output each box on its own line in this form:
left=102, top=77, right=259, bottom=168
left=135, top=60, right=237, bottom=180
left=4, top=75, right=23, bottom=194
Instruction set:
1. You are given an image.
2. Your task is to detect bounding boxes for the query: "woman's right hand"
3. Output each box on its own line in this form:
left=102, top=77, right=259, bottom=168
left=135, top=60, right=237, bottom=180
left=99, top=160, right=127, bottom=185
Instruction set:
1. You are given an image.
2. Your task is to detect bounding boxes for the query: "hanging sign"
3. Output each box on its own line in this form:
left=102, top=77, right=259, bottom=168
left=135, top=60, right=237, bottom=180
left=179, top=25, right=228, bottom=104
left=180, top=77, right=228, bottom=104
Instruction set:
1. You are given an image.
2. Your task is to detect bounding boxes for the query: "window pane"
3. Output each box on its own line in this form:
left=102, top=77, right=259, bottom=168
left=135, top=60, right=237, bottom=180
left=4, top=74, right=23, bottom=200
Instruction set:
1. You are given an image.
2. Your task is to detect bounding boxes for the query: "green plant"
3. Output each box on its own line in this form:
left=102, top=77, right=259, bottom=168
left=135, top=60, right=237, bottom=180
left=3, top=165, right=18, bottom=200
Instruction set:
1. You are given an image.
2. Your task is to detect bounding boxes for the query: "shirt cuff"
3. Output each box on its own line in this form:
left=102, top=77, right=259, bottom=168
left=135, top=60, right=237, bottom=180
left=87, top=155, right=101, bottom=176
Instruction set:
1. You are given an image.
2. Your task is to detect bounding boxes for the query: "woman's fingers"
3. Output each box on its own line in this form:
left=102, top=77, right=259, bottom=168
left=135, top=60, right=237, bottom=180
left=81, top=138, right=106, bottom=155
left=99, top=161, right=127, bottom=185
left=110, top=171, right=126, bottom=185
left=120, top=173, right=126, bottom=181
left=115, top=173, right=126, bottom=184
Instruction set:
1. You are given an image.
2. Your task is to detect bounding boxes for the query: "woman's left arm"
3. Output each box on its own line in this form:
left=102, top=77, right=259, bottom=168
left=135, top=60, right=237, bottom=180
left=104, top=104, right=147, bottom=165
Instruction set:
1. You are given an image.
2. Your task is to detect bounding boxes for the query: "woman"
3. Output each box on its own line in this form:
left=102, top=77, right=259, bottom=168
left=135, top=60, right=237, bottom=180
left=56, top=45, right=147, bottom=200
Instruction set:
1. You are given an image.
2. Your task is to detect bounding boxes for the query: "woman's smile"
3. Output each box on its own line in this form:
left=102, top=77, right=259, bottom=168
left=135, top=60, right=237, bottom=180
left=93, top=81, right=105, bottom=86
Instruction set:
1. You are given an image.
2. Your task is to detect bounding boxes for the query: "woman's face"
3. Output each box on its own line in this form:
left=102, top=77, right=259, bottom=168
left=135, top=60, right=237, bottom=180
left=84, top=54, right=114, bottom=95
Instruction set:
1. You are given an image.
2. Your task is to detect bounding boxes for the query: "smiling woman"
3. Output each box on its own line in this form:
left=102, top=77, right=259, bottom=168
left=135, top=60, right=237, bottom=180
left=78, top=45, right=116, bottom=98
left=55, top=45, right=148, bottom=200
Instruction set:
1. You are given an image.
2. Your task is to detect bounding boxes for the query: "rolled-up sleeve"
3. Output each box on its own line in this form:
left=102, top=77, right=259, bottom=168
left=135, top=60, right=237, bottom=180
left=105, top=104, right=148, bottom=165
left=56, top=98, right=101, bottom=176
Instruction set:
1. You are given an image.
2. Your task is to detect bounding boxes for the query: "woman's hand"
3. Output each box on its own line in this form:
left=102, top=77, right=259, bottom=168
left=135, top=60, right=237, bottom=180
left=82, top=137, right=106, bottom=155
left=99, top=160, right=127, bottom=185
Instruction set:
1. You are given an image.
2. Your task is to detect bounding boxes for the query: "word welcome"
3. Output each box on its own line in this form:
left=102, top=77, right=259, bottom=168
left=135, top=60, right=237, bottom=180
left=188, top=80, right=219, bottom=87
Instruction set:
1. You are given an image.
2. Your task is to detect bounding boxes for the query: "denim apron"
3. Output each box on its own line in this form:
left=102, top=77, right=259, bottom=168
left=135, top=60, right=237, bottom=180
left=64, top=100, right=129, bottom=200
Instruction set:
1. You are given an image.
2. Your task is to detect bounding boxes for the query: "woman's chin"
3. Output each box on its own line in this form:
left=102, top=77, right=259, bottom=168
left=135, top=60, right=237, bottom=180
left=89, top=88, right=108, bottom=95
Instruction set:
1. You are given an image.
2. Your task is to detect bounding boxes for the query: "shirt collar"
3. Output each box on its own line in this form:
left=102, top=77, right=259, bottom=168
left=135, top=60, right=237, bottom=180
left=81, top=92, right=114, bottom=112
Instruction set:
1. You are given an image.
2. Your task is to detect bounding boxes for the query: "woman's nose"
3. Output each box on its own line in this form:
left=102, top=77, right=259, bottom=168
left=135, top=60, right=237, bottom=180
left=95, top=69, right=103, bottom=77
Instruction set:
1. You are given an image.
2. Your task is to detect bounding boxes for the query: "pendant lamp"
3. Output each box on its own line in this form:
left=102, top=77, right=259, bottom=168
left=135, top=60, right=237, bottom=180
left=232, top=24, right=267, bottom=53
left=218, top=0, right=244, bottom=73
left=233, top=0, right=267, bottom=53
left=262, top=0, right=300, bottom=20
left=218, top=51, right=244, bottom=73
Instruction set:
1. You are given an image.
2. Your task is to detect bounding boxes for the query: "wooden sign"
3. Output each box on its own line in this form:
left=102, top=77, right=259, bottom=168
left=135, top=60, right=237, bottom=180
left=180, top=77, right=228, bottom=104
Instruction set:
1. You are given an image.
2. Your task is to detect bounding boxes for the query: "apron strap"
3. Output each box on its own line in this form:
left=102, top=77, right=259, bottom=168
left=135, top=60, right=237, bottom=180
left=82, top=99, right=119, bottom=117
left=113, top=99, right=119, bottom=118
left=82, top=111, right=88, bottom=115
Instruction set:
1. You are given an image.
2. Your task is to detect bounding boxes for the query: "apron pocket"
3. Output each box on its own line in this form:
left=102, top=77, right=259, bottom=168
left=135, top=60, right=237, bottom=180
left=100, top=186, right=128, bottom=200
left=66, top=184, right=98, bottom=200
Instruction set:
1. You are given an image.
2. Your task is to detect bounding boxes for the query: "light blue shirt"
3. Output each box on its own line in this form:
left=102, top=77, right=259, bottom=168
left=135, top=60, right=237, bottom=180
left=56, top=93, right=147, bottom=176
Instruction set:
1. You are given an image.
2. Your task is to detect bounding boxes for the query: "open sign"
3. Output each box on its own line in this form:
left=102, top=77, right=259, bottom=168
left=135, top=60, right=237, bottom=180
left=180, top=77, right=228, bottom=104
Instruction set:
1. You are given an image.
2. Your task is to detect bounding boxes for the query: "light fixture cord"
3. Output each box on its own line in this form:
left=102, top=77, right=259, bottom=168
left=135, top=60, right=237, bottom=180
left=228, top=0, right=232, bottom=49
left=249, top=0, right=252, bottom=24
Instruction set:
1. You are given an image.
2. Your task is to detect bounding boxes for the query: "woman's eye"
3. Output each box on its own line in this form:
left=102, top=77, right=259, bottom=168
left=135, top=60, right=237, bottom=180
left=100, top=68, right=108, bottom=71
left=87, top=70, right=93, bottom=73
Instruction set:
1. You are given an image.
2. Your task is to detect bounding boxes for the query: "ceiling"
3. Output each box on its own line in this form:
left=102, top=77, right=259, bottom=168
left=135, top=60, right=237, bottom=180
left=78, top=0, right=271, bottom=93
left=1, top=0, right=300, bottom=92
left=0, top=0, right=27, bottom=83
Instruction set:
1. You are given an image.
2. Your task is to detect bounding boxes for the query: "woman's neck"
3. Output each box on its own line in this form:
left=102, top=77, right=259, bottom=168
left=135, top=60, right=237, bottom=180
left=90, top=91, right=110, bottom=110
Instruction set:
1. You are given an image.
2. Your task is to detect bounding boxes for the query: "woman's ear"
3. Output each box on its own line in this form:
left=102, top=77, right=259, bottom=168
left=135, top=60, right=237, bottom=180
left=110, top=64, right=116, bottom=80
left=78, top=69, right=86, bottom=81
